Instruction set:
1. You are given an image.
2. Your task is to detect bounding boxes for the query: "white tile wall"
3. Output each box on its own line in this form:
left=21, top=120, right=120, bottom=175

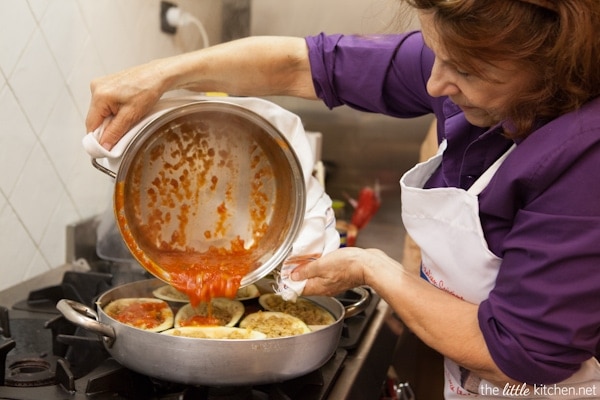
left=250, top=0, right=417, bottom=37
left=0, top=0, right=221, bottom=291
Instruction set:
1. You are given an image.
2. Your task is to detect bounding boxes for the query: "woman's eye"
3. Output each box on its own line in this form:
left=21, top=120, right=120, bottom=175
left=456, top=68, right=470, bottom=77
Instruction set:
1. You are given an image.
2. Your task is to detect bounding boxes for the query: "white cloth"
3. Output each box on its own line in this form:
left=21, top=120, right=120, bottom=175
left=83, top=95, right=339, bottom=300
left=400, top=140, right=600, bottom=399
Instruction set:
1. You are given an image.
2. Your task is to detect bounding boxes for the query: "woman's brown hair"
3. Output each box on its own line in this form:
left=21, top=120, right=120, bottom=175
left=403, top=0, right=600, bottom=139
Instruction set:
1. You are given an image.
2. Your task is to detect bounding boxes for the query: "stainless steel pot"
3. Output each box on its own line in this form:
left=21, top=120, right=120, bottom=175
left=91, top=100, right=306, bottom=288
left=57, top=279, right=369, bottom=385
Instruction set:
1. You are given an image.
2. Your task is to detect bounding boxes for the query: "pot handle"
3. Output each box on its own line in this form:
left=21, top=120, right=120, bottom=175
left=91, top=158, right=117, bottom=179
left=56, top=299, right=116, bottom=347
left=343, top=286, right=371, bottom=318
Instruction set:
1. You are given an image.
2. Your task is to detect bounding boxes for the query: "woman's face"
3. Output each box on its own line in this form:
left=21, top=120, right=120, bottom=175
left=419, top=11, right=533, bottom=128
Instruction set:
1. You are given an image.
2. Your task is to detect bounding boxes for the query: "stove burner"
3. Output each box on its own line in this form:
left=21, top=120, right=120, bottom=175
left=336, top=287, right=379, bottom=348
left=181, top=386, right=259, bottom=400
left=0, top=338, right=16, bottom=385
left=5, top=354, right=59, bottom=387
left=12, top=271, right=112, bottom=313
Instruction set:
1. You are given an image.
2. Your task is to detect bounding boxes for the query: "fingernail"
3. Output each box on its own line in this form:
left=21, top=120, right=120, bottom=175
left=101, top=142, right=112, bottom=150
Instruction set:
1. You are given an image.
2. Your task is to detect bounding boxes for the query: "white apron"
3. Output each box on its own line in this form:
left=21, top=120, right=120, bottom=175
left=400, top=141, right=600, bottom=399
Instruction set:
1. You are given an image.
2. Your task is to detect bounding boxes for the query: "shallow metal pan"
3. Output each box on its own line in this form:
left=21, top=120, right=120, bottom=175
left=57, top=278, right=369, bottom=386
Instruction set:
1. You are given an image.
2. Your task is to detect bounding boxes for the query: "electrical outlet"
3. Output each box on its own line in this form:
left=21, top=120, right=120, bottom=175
left=160, top=1, right=178, bottom=34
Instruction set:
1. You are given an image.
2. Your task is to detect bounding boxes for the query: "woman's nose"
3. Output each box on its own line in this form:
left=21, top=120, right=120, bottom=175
left=427, top=60, right=459, bottom=97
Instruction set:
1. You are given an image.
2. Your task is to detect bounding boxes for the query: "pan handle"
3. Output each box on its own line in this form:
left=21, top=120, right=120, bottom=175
left=343, top=286, right=371, bottom=318
left=91, top=158, right=117, bottom=179
left=56, top=299, right=116, bottom=347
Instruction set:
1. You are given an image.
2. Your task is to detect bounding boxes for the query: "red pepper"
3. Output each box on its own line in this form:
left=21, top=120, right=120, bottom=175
left=350, top=186, right=381, bottom=230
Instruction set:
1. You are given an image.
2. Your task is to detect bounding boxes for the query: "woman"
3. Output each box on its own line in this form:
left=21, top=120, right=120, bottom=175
left=86, top=0, right=600, bottom=397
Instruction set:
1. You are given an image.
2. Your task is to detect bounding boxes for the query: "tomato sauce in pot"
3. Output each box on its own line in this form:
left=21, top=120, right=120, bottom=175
left=110, top=301, right=169, bottom=329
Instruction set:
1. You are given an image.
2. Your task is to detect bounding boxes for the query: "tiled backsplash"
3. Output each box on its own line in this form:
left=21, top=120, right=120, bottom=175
left=0, top=0, right=220, bottom=291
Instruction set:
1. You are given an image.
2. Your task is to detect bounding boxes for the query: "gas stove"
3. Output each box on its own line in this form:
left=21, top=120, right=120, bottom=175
left=0, top=219, right=400, bottom=400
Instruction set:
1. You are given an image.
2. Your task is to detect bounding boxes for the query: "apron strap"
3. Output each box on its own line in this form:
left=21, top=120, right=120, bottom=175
left=467, top=144, right=516, bottom=195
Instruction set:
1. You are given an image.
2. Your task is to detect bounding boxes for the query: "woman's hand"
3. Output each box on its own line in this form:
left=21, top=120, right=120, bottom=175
left=84, top=36, right=315, bottom=150
left=291, top=245, right=517, bottom=386
left=291, top=247, right=403, bottom=296
left=85, top=60, right=170, bottom=150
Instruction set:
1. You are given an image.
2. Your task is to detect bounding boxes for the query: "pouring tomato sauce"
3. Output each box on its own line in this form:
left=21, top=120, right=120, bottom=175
left=115, top=178, right=264, bottom=307
left=150, top=240, right=256, bottom=306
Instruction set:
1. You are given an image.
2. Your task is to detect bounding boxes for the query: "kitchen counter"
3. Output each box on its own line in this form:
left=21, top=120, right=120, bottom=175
left=355, top=215, right=406, bottom=262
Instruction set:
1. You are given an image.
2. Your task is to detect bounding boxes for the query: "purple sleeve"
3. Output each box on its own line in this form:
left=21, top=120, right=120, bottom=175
left=479, top=211, right=600, bottom=384
left=478, top=112, right=600, bottom=383
left=306, top=31, right=436, bottom=117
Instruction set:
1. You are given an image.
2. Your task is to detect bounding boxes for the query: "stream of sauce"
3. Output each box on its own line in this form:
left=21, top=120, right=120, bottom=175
left=116, top=181, right=261, bottom=306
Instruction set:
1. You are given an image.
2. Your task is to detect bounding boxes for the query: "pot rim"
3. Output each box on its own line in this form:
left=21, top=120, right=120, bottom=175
left=112, top=100, right=307, bottom=288
left=96, top=278, right=346, bottom=333
left=57, top=278, right=369, bottom=385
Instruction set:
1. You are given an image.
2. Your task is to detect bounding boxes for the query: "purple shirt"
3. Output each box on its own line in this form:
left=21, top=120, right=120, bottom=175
left=307, top=31, right=600, bottom=384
